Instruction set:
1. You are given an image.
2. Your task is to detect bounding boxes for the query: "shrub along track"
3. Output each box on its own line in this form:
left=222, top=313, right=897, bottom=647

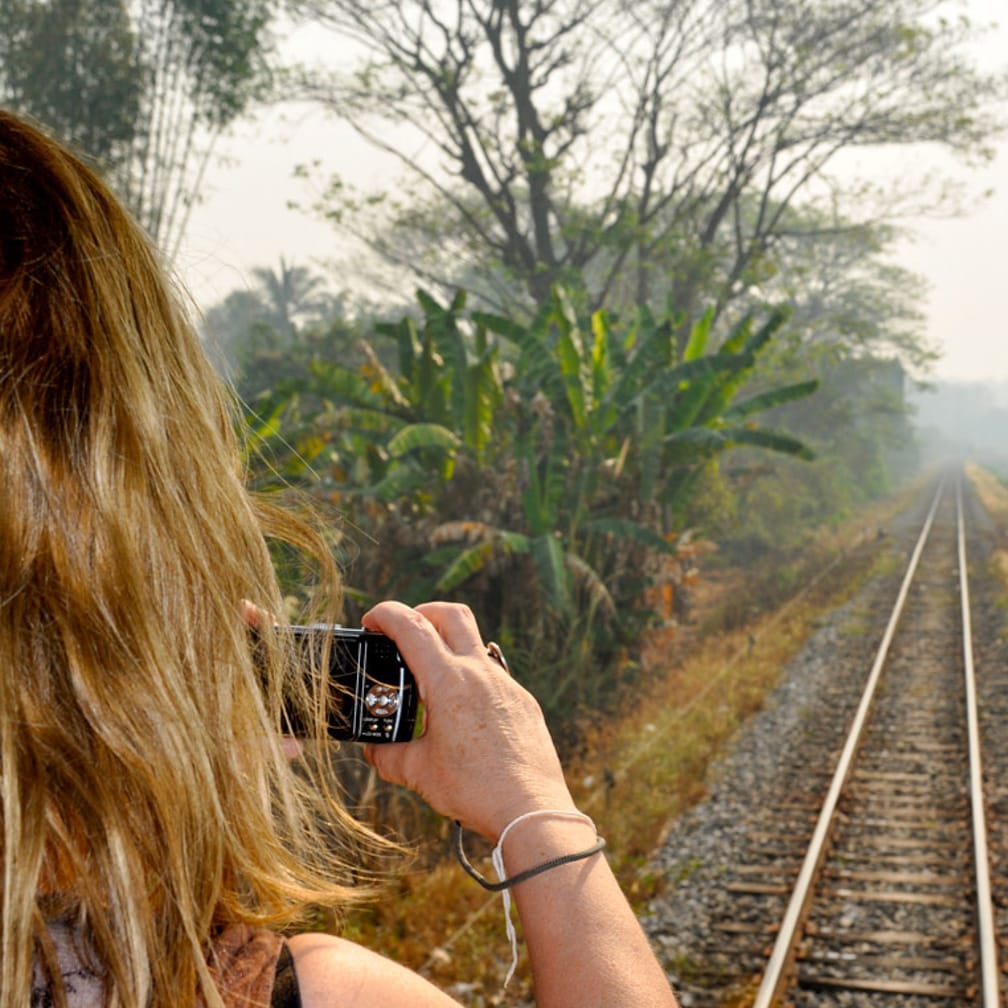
left=643, top=473, right=1008, bottom=1007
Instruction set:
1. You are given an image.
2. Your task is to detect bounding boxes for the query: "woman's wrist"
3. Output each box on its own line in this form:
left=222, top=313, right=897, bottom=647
left=454, top=808, right=608, bottom=988
left=494, top=810, right=601, bottom=879
left=453, top=809, right=604, bottom=892
left=483, top=779, right=579, bottom=840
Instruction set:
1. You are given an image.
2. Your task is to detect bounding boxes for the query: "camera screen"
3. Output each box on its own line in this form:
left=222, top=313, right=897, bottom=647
left=287, top=627, right=420, bottom=743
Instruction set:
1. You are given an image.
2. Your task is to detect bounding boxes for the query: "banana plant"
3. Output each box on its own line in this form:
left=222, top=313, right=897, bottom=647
left=473, top=288, right=817, bottom=542
left=421, top=289, right=817, bottom=644
left=257, top=289, right=504, bottom=507
left=242, top=285, right=819, bottom=718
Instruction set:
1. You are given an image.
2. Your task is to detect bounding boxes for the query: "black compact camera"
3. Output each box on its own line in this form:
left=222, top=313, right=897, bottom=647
left=279, top=626, right=422, bottom=743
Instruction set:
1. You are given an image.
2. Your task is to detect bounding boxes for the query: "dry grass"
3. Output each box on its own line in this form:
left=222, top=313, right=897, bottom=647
left=967, top=464, right=1008, bottom=586
left=340, top=485, right=921, bottom=1003
left=968, top=463, right=1008, bottom=522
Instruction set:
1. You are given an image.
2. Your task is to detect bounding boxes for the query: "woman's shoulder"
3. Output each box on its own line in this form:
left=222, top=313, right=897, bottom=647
left=286, top=932, right=461, bottom=1008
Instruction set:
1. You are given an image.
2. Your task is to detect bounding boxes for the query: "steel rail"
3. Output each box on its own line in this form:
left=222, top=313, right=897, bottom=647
left=957, top=479, right=1001, bottom=1008
left=751, top=481, right=945, bottom=1008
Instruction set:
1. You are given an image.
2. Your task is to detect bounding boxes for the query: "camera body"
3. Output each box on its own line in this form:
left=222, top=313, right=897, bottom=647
left=285, top=626, right=421, bottom=743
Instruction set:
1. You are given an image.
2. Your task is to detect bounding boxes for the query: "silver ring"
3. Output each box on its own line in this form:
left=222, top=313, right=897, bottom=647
left=486, top=641, right=509, bottom=674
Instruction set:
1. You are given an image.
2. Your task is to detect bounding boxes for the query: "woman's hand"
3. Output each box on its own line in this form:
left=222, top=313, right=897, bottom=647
left=356, top=601, right=679, bottom=1008
left=360, top=601, right=576, bottom=842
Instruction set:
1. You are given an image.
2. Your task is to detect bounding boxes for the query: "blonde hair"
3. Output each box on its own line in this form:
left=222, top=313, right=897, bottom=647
left=0, top=110, right=386, bottom=1007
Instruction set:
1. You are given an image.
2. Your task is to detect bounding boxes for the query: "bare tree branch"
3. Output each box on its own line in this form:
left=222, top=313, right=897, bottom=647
left=290, top=0, right=1006, bottom=327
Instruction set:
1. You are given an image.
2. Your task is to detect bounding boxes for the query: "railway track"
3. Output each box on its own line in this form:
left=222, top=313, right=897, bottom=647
left=645, top=475, right=1008, bottom=1007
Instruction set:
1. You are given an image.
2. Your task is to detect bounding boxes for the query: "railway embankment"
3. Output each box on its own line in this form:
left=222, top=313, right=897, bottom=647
left=641, top=471, right=1008, bottom=1007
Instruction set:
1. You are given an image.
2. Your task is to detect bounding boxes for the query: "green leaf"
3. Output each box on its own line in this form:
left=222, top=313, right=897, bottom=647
left=662, top=427, right=728, bottom=462
left=653, top=353, right=750, bottom=432
left=386, top=422, right=460, bottom=457
left=243, top=401, right=284, bottom=447
left=722, top=380, right=819, bottom=421
left=434, top=528, right=530, bottom=591
left=688, top=309, right=792, bottom=428
left=718, top=314, right=753, bottom=355
left=470, top=311, right=528, bottom=342
left=339, top=406, right=408, bottom=435
left=464, top=348, right=502, bottom=460
left=557, top=328, right=587, bottom=427
left=589, top=309, right=613, bottom=411
left=435, top=541, right=496, bottom=592
left=310, top=356, right=400, bottom=410
left=415, top=287, right=444, bottom=316
left=366, top=464, right=429, bottom=503
left=582, top=517, right=676, bottom=553
left=741, top=306, right=792, bottom=356
left=721, top=426, right=816, bottom=460
left=682, top=307, right=713, bottom=361
left=531, top=533, right=571, bottom=613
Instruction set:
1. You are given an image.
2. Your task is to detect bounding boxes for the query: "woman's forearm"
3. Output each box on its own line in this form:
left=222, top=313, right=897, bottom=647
left=504, top=816, right=678, bottom=1008
left=360, top=602, right=677, bottom=1008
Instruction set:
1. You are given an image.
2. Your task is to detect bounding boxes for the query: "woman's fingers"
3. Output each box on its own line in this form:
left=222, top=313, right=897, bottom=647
left=412, top=601, right=486, bottom=657
left=361, top=600, right=488, bottom=678
left=364, top=600, right=482, bottom=654
left=362, top=600, right=444, bottom=651
left=241, top=598, right=267, bottom=628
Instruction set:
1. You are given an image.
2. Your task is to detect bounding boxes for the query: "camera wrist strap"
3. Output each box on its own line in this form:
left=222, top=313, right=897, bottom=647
left=452, top=810, right=606, bottom=986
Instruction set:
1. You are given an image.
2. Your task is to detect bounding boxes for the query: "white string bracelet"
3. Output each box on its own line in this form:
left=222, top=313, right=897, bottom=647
left=452, top=809, right=606, bottom=987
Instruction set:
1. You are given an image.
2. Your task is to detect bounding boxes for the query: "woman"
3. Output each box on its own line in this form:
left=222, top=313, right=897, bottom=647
left=0, top=109, right=677, bottom=1008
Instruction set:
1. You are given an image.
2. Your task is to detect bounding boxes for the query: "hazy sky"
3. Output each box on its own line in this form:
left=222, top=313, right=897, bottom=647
left=177, top=1, right=1008, bottom=386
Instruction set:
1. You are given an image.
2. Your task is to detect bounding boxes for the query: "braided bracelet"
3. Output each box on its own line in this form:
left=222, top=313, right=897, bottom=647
left=453, top=810, right=607, bottom=987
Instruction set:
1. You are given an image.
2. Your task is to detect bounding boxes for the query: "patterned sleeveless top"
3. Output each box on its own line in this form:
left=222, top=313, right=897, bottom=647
left=31, top=920, right=301, bottom=1007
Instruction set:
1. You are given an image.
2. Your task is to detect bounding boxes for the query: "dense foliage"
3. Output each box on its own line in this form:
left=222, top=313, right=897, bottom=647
left=242, top=287, right=817, bottom=725
left=694, top=356, right=917, bottom=564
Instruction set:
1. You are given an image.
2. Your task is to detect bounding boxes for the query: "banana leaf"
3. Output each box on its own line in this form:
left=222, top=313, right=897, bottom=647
left=565, top=553, right=616, bottom=616
left=386, top=422, right=460, bottom=458
left=720, top=425, right=816, bottom=460
left=722, top=380, right=819, bottom=421
left=531, top=533, right=571, bottom=613
left=581, top=517, right=677, bottom=553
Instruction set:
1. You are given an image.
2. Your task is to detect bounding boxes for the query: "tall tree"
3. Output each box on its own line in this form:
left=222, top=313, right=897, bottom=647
left=0, top=0, right=276, bottom=254
left=713, top=204, right=936, bottom=374
left=200, top=258, right=355, bottom=400
left=0, top=0, right=142, bottom=175
left=293, top=0, right=1004, bottom=336
left=250, top=257, right=336, bottom=340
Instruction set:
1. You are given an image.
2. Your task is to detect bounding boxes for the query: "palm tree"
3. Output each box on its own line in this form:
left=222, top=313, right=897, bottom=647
left=250, top=257, right=336, bottom=342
